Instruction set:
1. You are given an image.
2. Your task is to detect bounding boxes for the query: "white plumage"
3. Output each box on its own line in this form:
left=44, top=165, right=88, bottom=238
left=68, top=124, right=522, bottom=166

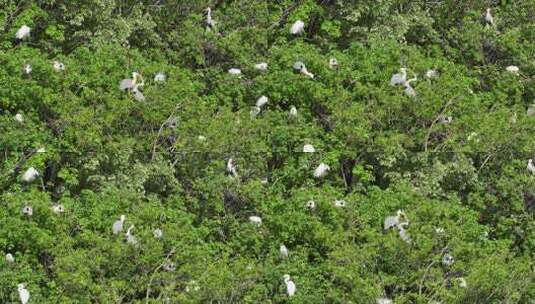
left=153, top=228, right=163, bottom=239
left=527, top=104, right=535, bottom=116
left=333, top=200, right=346, bottom=208
left=5, top=253, right=14, bottom=263
left=16, top=25, right=31, bottom=40
left=425, top=69, right=439, bottom=79
left=527, top=159, right=535, bottom=174
left=283, top=274, right=296, bottom=296
left=254, top=62, right=268, bottom=71
left=485, top=8, right=494, bottom=26
left=329, top=58, right=338, bottom=69
left=458, top=277, right=467, bottom=288
left=248, top=216, right=262, bottom=225
left=23, top=64, right=32, bottom=74
left=52, top=204, right=65, bottom=214
left=280, top=244, right=289, bottom=259
left=390, top=68, right=407, bottom=86
left=313, top=163, right=330, bottom=178
left=53, top=61, right=65, bottom=72
left=154, top=72, right=166, bottom=82
left=303, top=144, right=315, bottom=153
left=289, top=106, right=297, bottom=118
left=22, top=167, right=39, bottom=183
left=18, top=283, right=30, bottom=304
left=376, top=298, right=393, bottom=304
left=506, top=65, right=519, bottom=75
left=227, top=158, right=238, bottom=177
left=290, top=20, right=305, bottom=35
left=22, top=206, right=33, bottom=216
left=112, top=215, right=126, bottom=235
left=442, top=253, right=454, bottom=266
left=125, top=225, right=137, bottom=245
left=15, top=113, right=24, bottom=123
left=228, top=68, right=242, bottom=75
left=306, top=200, right=316, bottom=210
left=256, top=95, right=269, bottom=108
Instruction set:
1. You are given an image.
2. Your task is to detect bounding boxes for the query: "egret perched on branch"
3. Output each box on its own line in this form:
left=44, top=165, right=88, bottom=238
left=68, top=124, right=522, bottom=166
left=303, top=144, right=315, bottom=153
left=458, top=277, right=467, bottom=288
left=280, top=244, right=289, bottom=259
left=256, top=95, right=269, bottom=108
left=485, top=8, right=494, bottom=27
left=5, top=253, right=14, bottom=263
left=112, top=215, right=126, bottom=235
left=23, top=64, right=32, bottom=74
left=22, top=167, right=39, bottom=183
left=314, top=163, right=330, bottom=178
left=442, top=253, right=454, bottom=266
left=228, top=68, right=241, bottom=75
left=15, top=25, right=30, bottom=40
left=18, top=283, right=30, bottom=304
left=22, top=206, right=33, bottom=216
left=14, top=113, right=24, bottom=123
left=254, top=62, right=268, bottom=71
left=290, top=20, right=305, bottom=35
left=125, top=225, right=137, bottom=245
left=154, top=72, right=166, bottom=82
left=53, top=61, right=65, bottom=72
left=390, top=68, right=407, bottom=86
left=249, top=215, right=262, bottom=226
left=283, top=274, right=296, bottom=297
left=527, top=159, right=535, bottom=174
left=333, top=200, right=346, bottom=208
left=438, top=115, right=453, bottom=124
left=289, top=106, right=297, bottom=118
left=204, top=7, right=216, bottom=31
left=227, top=158, right=238, bottom=178
left=52, top=204, right=65, bottom=214
left=153, top=228, right=163, bottom=239
left=293, top=61, right=314, bottom=79
left=305, top=200, right=316, bottom=210
left=404, top=75, right=417, bottom=97
left=506, top=65, right=519, bottom=75
left=329, top=58, right=338, bottom=69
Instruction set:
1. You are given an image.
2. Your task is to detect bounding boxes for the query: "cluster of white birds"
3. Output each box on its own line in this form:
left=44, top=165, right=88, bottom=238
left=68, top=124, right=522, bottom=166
left=390, top=68, right=417, bottom=97
left=384, top=210, right=411, bottom=243
left=119, top=72, right=146, bottom=101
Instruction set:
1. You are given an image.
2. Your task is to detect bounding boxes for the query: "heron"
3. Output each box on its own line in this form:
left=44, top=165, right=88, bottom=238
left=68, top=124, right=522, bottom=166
left=376, top=298, right=393, bottom=304
left=53, top=61, right=65, bottom=72
left=249, top=215, right=262, bottom=225
left=314, top=163, right=330, bottom=178
left=290, top=20, right=305, bottom=35
left=283, top=274, right=296, bottom=296
left=153, top=228, right=163, bottom=239
left=280, top=244, right=289, bottom=259
left=293, top=61, right=314, bottom=79
left=390, top=68, right=407, bottom=86
left=398, top=223, right=411, bottom=243
left=425, top=69, right=439, bottom=79
left=256, top=95, right=269, bottom=108
left=333, top=200, right=346, bottom=208
left=228, top=68, right=241, bottom=75
left=22, top=206, right=33, bottom=216
left=5, top=253, right=14, bottom=263
left=112, top=215, right=126, bottom=235
left=255, top=62, right=268, bottom=71
left=458, top=277, right=467, bottom=288
left=15, top=25, right=30, bottom=40
left=404, top=75, right=417, bottom=97
left=18, top=283, right=30, bottom=304
left=125, top=225, right=137, bottom=245
left=485, top=8, right=494, bottom=27
left=119, top=72, right=143, bottom=91
left=205, top=7, right=216, bottom=31
left=303, top=144, right=315, bottom=153
left=154, top=72, right=166, bottom=82
left=14, top=113, right=24, bottom=123
left=329, top=58, right=338, bottom=69
left=289, top=106, right=297, bottom=118
left=442, top=253, right=454, bottom=266
left=22, top=167, right=39, bottom=183
left=23, top=64, right=32, bottom=74
left=227, top=158, right=238, bottom=178
left=52, top=204, right=65, bottom=214
left=305, top=200, right=316, bottom=210
left=506, top=65, right=519, bottom=75
left=527, top=159, right=535, bottom=174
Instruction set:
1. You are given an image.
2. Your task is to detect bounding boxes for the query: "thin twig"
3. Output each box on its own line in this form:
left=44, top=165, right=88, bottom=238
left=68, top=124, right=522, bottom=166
left=145, top=247, right=177, bottom=303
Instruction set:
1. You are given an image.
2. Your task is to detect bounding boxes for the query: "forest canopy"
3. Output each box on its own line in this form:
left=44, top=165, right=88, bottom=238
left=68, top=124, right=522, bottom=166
left=0, top=0, right=534, bottom=303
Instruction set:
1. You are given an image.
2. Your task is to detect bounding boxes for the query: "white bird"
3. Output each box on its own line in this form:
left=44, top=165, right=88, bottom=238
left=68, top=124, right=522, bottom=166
left=438, top=115, right=453, bottom=124
left=398, top=223, right=412, bottom=243
left=256, top=95, right=269, bottom=108
left=485, top=8, right=494, bottom=27
left=333, top=200, right=346, bottom=207
left=125, top=225, right=137, bottom=245
left=227, top=158, right=238, bottom=178
left=18, top=283, right=30, bottom=304
left=527, top=104, right=535, bottom=116
left=23, top=64, right=32, bottom=74
left=435, top=227, right=445, bottom=234
left=112, top=215, right=126, bottom=235
left=52, top=204, right=65, bottom=214
left=506, top=65, right=519, bottom=75
left=15, top=113, right=24, bottom=123
left=205, top=7, right=216, bottom=31
left=15, top=25, right=31, bottom=40
left=36, top=147, right=46, bottom=153
left=53, top=61, right=65, bottom=72
left=22, top=167, right=39, bottom=183
left=425, top=69, right=439, bottom=79
left=132, top=87, right=145, bottom=102
left=249, top=216, right=262, bottom=225
left=293, top=61, right=314, bottom=79
left=228, top=68, right=242, bottom=75
left=154, top=72, right=166, bottom=82
left=313, top=163, right=330, bottom=178
left=283, top=274, right=296, bottom=297
left=303, top=144, right=315, bottom=153
left=163, top=262, right=176, bottom=271
left=280, top=244, right=289, bottom=259
left=198, top=135, right=207, bottom=141
left=305, top=200, right=316, bottom=210
left=442, top=253, right=454, bottom=266
left=5, top=253, right=14, bottom=263
left=404, top=75, right=418, bottom=97
left=254, top=62, right=268, bottom=71
left=250, top=106, right=261, bottom=118
left=153, top=228, right=163, bottom=239
left=290, top=20, right=305, bottom=35
left=166, top=117, right=179, bottom=129
left=458, top=277, right=467, bottom=288
left=376, top=298, right=393, bottom=304
left=261, top=178, right=269, bottom=185
left=384, top=215, right=399, bottom=230
left=390, top=68, right=407, bottom=86
left=329, top=58, right=338, bottom=69
left=22, top=206, right=33, bottom=216
left=527, top=159, right=535, bottom=174
left=289, top=106, right=297, bottom=118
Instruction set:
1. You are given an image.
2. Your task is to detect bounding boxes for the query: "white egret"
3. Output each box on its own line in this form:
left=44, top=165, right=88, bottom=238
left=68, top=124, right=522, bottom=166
left=198, top=135, right=206, bottom=141
left=15, top=113, right=24, bottom=123
left=36, top=147, right=46, bottom=153
left=329, top=58, right=338, bottom=69
left=205, top=7, right=216, bottom=31
left=404, top=75, right=417, bottom=97
left=125, top=225, right=137, bottom=245
left=132, top=87, right=145, bottom=101
left=289, top=106, right=297, bottom=118
left=154, top=72, right=166, bottom=82
left=290, top=20, right=305, bottom=35
left=5, top=253, right=14, bottom=263
left=53, top=61, right=65, bottom=72
left=306, top=200, right=316, bottom=210
left=22, top=206, right=33, bottom=216
left=280, top=244, right=289, bottom=259
left=435, top=227, right=445, bottom=234
left=260, top=178, right=269, bottom=185
left=283, top=274, right=296, bottom=297
left=458, top=277, right=467, bottom=288
left=256, top=95, right=269, bottom=108
left=22, top=167, right=39, bottom=183
left=527, top=159, right=535, bottom=174
left=23, top=64, right=32, bottom=74
left=333, top=199, right=347, bottom=208
left=15, top=25, right=31, bottom=40
left=527, top=104, right=535, bottom=116
left=163, top=262, right=176, bottom=272
left=425, top=69, right=439, bottom=79
left=153, top=228, right=163, bottom=239
left=390, top=68, right=407, bottom=86
left=442, top=253, right=454, bottom=266
left=227, top=158, right=238, bottom=178
left=398, top=223, right=412, bottom=244
left=384, top=213, right=400, bottom=230
left=314, top=163, right=330, bottom=178
left=438, top=115, right=453, bottom=124
left=293, top=61, right=314, bottom=79
left=18, top=283, right=30, bottom=304
left=112, top=215, right=126, bottom=235
left=119, top=72, right=144, bottom=102
left=228, top=68, right=242, bottom=75
left=254, top=62, right=268, bottom=71
left=485, top=8, right=494, bottom=27
left=506, top=65, right=519, bottom=75
left=248, top=215, right=262, bottom=225
left=52, top=204, right=65, bottom=214
left=303, top=144, right=315, bottom=153
left=376, top=298, right=393, bottom=304
left=250, top=106, right=261, bottom=118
